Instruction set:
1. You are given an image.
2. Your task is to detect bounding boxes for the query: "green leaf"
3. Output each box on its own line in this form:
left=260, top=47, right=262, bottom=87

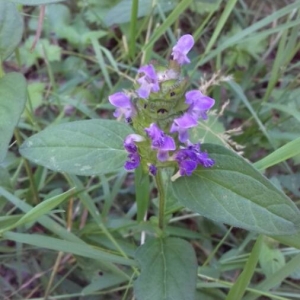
left=20, top=119, right=133, bottom=176
left=9, top=0, right=67, bottom=5
left=171, top=144, right=300, bottom=235
left=12, top=188, right=76, bottom=229
left=225, top=235, right=262, bottom=300
left=254, top=137, right=300, bottom=170
left=0, top=72, right=27, bottom=162
left=104, top=0, right=176, bottom=26
left=259, top=241, right=285, bottom=279
left=3, top=231, right=136, bottom=267
left=134, top=237, right=197, bottom=300
left=0, top=1, right=23, bottom=60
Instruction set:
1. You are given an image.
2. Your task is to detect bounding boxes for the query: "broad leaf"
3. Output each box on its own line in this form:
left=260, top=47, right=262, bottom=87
left=0, top=72, right=27, bottom=162
left=0, top=1, right=23, bottom=60
left=134, top=237, right=197, bottom=300
left=172, top=144, right=300, bottom=236
left=20, top=119, right=133, bottom=175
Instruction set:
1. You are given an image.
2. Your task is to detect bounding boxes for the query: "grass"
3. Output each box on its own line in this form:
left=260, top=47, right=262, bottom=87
left=1, top=0, right=300, bottom=299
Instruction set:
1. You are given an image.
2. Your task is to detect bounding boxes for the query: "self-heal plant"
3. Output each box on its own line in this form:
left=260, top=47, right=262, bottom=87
left=108, top=34, right=215, bottom=183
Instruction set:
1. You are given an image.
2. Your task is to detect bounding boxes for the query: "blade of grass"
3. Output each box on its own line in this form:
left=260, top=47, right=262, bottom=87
left=225, top=235, right=263, bottom=300
left=91, top=37, right=112, bottom=89
left=243, top=252, right=300, bottom=300
left=195, top=1, right=300, bottom=67
left=0, top=188, right=76, bottom=233
left=129, top=0, right=138, bottom=59
left=3, top=231, right=136, bottom=267
left=254, top=137, right=300, bottom=170
left=143, top=0, right=193, bottom=52
left=204, top=0, right=239, bottom=55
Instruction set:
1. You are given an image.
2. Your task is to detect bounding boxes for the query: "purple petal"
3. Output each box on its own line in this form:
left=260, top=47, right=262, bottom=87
left=145, top=123, right=163, bottom=142
left=137, top=83, right=152, bottom=99
left=109, top=92, right=131, bottom=108
left=171, top=34, right=194, bottom=65
left=179, top=160, right=197, bottom=176
left=138, top=65, right=157, bottom=82
left=124, top=152, right=140, bottom=170
left=175, top=142, right=214, bottom=176
left=170, top=113, right=197, bottom=143
left=124, top=134, right=144, bottom=153
left=196, top=152, right=215, bottom=168
left=136, top=64, right=160, bottom=98
left=157, top=151, right=169, bottom=162
left=185, top=90, right=215, bottom=120
left=185, top=90, right=215, bottom=110
left=159, top=135, right=176, bottom=151
left=149, top=164, right=157, bottom=176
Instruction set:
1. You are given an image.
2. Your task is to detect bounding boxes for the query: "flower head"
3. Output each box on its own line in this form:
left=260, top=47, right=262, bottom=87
left=145, top=123, right=176, bottom=161
left=171, top=34, right=194, bottom=65
left=137, top=64, right=160, bottom=99
left=170, top=112, right=198, bottom=143
left=185, top=90, right=215, bottom=120
left=108, top=92, right=134, bottom=120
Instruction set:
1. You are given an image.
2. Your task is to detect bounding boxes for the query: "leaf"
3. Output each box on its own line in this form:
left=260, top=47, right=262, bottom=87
left=259, top=241, right=285, bottom=279
left=9, top=0, right=67, bottom=5
left=171, top=144, right=300, bottom=235
left=12, top=188, right=76, bottom=229
left=134, top=237, right=197, bottom=300
left=104, top=0, right=176, bottom=26
left=3, top=231, right=136, bottom=267
left=20, top=119, right=133, bottom=176
left=225, top=235, right=262, bottom=300
left=0, top=1, right=23, bottom=60
left=254, top=137, right=300, bottom=170
left=0, top=72, right=27, bottom=162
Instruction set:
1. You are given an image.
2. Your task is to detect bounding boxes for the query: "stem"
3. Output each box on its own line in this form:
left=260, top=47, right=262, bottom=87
left=0, top=60, right=5, bottom=78
left=14, top=129, right=40, bottom=204
left=155, top=169, right=165, bottom=230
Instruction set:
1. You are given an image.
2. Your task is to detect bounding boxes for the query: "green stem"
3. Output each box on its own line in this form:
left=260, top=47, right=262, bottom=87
left=0, top=60, right=5, bottom=78
left=155, top=169, right=165, bottom=230
left=14, top=129, right=40, bottom=204
left=129, top=0, right=139, bottom=59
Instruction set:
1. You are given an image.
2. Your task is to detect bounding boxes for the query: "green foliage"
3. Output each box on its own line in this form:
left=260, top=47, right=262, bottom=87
left=172, top=144, right=300, bottom=236
left=1, top=0, right=300, bottom=299
left=0, top=73, right=26, bottom=162
left=20, top=120, right=133, bottom=175
left=0, top=0, right=23, bottom=61
left=134, top=237, right=197, bottom=300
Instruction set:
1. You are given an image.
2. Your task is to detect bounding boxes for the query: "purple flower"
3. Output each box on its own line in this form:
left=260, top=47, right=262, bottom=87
left=148, top=164, right=157, bottom=176
left=145, top=123, right=176, bottom=161
left=124, top=152, right=140, bottom=170
left=185, top=90, right=215, bottom=120
left=124, top=134, right=144, bottom=153
left=170, top=112, right=198, bottom=143
left=136, top=64, right=160, bottom=99
left=108, top=92, right=134, bottom=120
left=175, top=142, right=214, bottom=176
left=171, top=34, right=194, bottom=65
left=123, top=134, right=144, bottom=171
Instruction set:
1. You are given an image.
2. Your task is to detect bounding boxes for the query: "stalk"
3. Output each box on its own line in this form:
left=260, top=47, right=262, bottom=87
left=155, top=169, right=166, bottom=230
